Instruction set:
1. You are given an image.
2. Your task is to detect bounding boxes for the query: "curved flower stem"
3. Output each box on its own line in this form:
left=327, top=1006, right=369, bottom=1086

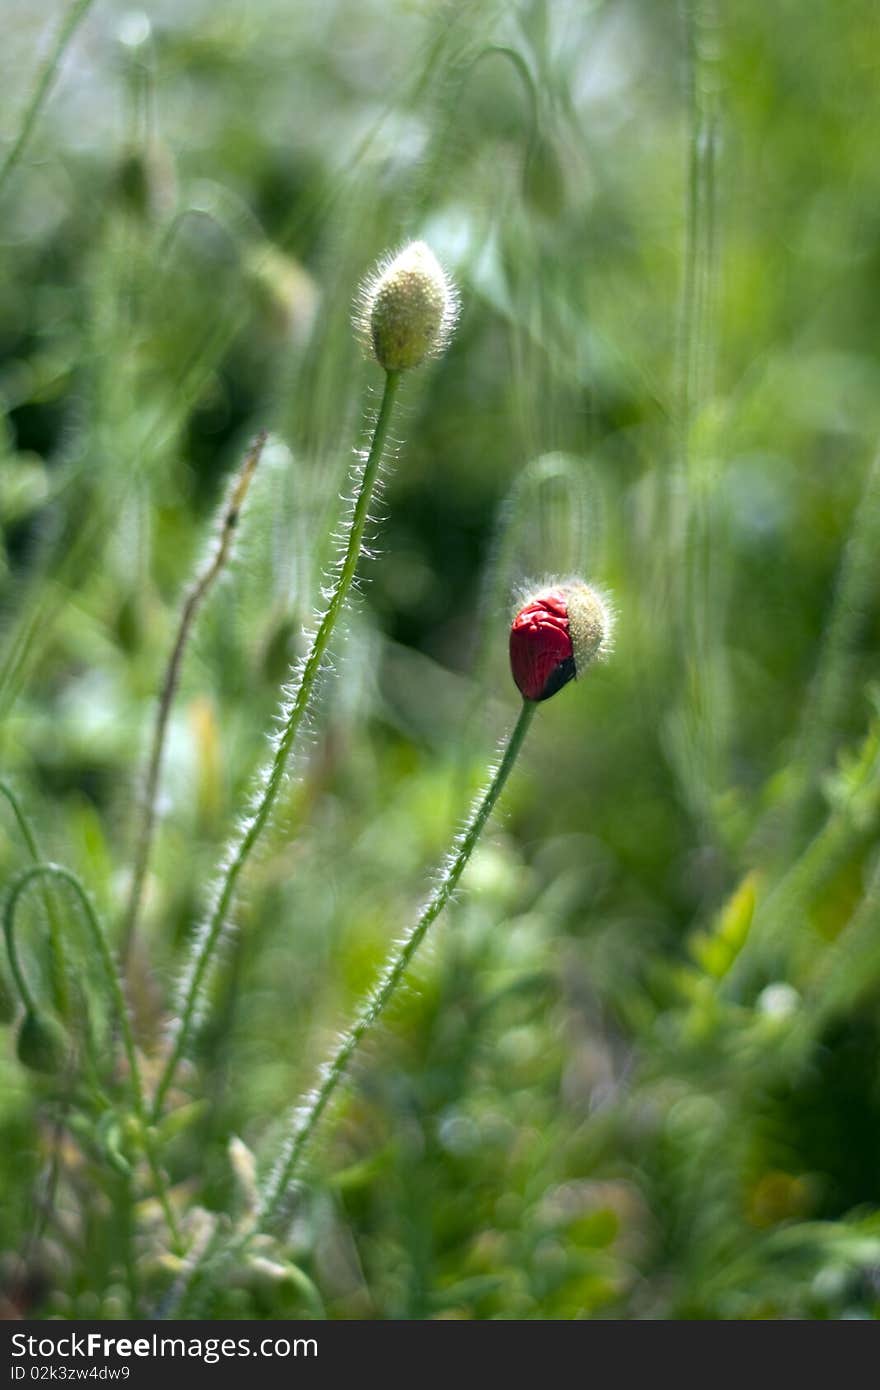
left=258, top=698, right=537, bottom=1226
left=151, top=370, right=402, bottom=1123
left=5, top=864, right=181, bottom=1255
left=0, top=0, right=96, bottom=201
left=163, top=698, right=537, bottom=1314
left=0, top=780, right=69, bottom=1016
left=120, top=430, right=267, bottom=968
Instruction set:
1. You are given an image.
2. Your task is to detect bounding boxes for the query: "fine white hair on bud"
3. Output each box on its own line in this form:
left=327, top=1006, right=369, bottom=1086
left=565, top=581, right=614, bottom=672
left=355, top=240, right=458, bottom=371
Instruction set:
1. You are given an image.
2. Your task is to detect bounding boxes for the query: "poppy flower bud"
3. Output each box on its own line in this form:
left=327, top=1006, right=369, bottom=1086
left=357, top=241, right=458, bottom=371
left=16, top=1010, right=69, bottom=1075
left=509, top=580, right=612, bottom=702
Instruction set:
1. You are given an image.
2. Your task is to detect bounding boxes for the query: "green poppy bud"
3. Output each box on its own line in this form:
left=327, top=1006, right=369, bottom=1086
left=356, top=241, right=458, bottom=372
left=17, top=1010, right=69, bottom=1075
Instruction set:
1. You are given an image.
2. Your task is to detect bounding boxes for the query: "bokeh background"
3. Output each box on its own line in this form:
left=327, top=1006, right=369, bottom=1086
left=2, top=0, right=880, bottom=1319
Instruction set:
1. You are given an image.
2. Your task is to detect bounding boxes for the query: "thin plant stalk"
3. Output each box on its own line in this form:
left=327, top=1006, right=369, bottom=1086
left=167, top=698, right=537, bottom=1314
left=259, top=697, right=536, bottom=1225
left=120, top=430, right=267, bottom=967
left=151, top=370, right=402, bottom=1122
left=5, top=863, right=181, bottom=1255
left=0, top=0, right=96, bottom=201
left=674, top=0, right=726, bottom=828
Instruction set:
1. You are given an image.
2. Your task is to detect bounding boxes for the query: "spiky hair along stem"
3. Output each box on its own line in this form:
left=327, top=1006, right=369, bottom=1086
left=150, top=372, right=402, bottom=1124
left=162, top=699, right=539, bottom=1313
left=257, top=698, right=538, bottom=1225
left=154, top=244, right=461, bottom=1122
left=260, top=585, right=613, bottom=1206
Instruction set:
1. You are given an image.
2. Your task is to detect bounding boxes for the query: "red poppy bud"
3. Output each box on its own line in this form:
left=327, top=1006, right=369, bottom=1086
left=509, top=580, right=612, bottom=702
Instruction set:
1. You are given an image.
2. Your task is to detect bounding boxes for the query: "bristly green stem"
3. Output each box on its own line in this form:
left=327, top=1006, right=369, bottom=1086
left=4, top=864, right=182, bottom=1255
left=120, top=430, right=267, bottom=969
left=151, top=370, right=402, bottom=1123
left=0, top=0, right=96, bottom=201
left=165, top=698, right=537, bottom=1315
left=258, top=697, right=537, bottom=1226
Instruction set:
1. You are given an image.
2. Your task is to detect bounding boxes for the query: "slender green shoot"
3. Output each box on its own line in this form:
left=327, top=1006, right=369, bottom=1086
left=258, top=698, right=537, bottom=1225
left=167, top=698, right=537, bottom=1313
left=151, top=370, right=402, bottom=1122
left=0, top=0, right=97, bottom=201
left=120, top=430, right=267, bottom=968
left=673, top=0, right=726, bottom=828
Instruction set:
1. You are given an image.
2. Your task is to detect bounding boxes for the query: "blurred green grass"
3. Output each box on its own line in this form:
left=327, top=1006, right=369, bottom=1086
left=2, top=0, right=880, bottom=1319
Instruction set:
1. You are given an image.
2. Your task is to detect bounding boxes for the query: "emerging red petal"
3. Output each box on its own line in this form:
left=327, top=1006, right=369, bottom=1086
left=509, top=590, right=575, bottom=702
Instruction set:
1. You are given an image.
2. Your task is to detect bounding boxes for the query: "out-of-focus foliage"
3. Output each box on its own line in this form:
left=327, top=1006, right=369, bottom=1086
left=2, top=0, right=880, bottom=1320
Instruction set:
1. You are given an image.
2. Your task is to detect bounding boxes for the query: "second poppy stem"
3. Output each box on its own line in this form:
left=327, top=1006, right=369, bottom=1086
left=258, top=697, right=537, bottom=1225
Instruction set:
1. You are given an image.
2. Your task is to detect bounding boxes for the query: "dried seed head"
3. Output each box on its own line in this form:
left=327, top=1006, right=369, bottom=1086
left=356, top=241, right=458, bottom=371
left=509, top=579, right=613, bottom=702
left=16, top=1010, right=69, bottom=1075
